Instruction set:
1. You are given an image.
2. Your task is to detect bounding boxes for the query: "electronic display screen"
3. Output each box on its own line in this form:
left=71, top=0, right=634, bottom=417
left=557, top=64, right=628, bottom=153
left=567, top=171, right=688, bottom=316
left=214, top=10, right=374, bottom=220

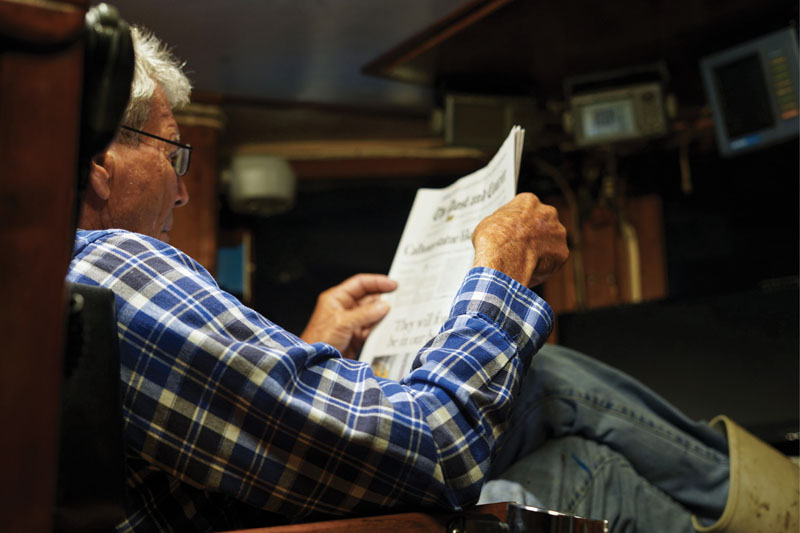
left=713, top=54, right=775, bottom=138
left=581, top=99, right=635, bottom=139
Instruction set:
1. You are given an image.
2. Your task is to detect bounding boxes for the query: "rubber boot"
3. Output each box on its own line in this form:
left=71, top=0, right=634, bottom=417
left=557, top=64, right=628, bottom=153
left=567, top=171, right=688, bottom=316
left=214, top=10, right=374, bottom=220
left=692, top=415, right=799, bottom=533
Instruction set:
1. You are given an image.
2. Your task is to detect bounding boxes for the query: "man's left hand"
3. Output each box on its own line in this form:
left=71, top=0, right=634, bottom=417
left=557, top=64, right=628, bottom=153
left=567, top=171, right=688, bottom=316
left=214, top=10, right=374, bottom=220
left=300, top=274, right=398, bottom=358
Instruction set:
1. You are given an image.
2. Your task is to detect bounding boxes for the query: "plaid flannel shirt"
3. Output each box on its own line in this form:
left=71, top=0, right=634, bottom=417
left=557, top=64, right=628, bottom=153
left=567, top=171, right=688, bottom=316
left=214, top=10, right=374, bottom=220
left=67, top=229, right=553, bottom=532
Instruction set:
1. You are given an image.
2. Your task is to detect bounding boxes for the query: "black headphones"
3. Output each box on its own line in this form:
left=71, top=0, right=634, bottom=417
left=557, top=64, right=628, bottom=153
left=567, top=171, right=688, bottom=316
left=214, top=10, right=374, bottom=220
left=77, top=3, right=135, bottom=195
left=71, top=3, right=135, bottom=238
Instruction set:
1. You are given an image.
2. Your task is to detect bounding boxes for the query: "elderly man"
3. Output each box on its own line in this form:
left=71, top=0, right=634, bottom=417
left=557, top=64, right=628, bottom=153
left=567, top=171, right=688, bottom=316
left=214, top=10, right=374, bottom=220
left=69, top=24, right=796, bottom=533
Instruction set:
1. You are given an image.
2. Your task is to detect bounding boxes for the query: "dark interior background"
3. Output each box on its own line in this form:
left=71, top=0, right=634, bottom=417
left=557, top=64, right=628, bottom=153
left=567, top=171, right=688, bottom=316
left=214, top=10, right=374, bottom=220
left=111, top=0, right=799, bottom=449
left=229, top=141, right=798, bottom=333
left=224, top=137, right=799, bottom=450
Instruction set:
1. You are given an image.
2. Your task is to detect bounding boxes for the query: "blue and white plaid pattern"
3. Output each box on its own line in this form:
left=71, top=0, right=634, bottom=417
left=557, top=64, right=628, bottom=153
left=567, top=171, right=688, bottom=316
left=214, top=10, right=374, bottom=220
left=67, top=229, right=553, bottom=532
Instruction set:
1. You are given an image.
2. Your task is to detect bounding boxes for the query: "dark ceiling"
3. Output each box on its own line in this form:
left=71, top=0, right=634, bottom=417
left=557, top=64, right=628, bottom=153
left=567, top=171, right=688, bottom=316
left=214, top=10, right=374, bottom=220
left=107, top=0, right=796, bottom=111
left=364, top=0, right=798, bottom=106
left=101, top=0, right=797, bottom=149
left=105, top=0, right=465, bottom=111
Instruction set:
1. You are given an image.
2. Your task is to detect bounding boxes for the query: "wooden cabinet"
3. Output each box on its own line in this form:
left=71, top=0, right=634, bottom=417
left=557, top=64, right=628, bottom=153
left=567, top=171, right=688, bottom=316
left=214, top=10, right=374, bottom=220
left=0, top=1, right=89, bottom=531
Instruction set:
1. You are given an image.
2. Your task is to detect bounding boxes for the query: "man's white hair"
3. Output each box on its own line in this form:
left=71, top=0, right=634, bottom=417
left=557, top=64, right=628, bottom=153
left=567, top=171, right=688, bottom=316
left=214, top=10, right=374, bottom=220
left=119, top=26, right=192, bottom=143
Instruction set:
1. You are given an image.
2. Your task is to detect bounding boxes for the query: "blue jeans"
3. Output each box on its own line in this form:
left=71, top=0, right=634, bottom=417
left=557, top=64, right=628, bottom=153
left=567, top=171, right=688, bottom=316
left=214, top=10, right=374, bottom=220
left=479, top=344, right=730, bottom=532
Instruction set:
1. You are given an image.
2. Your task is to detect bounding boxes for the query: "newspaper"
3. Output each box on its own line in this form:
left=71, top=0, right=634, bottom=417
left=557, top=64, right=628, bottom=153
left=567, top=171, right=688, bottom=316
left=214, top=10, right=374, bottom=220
left=359, top=126, right=525, bottom=380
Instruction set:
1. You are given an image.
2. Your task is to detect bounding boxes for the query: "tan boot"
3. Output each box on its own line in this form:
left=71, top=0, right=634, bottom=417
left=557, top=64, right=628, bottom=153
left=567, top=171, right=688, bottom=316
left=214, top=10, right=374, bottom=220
left=692, top=415, right=799, bottom=533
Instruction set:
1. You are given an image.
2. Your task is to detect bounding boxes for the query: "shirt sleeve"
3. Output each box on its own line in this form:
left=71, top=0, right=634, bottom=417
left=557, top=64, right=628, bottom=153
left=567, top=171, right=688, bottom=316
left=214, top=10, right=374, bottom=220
left=67, top=230, right=553, bottom=520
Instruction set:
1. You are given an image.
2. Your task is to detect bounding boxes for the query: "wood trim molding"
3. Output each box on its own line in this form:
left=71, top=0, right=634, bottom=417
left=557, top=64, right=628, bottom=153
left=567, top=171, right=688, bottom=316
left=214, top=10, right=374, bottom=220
left=361, top=0, right=514, bottom=83
left=175, top=102, right=226, bottom=130
left=234, top=138, right=486, bottom=160
left=231, top=139, right=489, bottom=180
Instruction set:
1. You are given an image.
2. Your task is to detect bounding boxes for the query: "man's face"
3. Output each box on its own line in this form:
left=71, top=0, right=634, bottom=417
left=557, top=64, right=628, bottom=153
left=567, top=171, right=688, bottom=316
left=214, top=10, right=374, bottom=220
left=105, top=85, right=189, bottom=242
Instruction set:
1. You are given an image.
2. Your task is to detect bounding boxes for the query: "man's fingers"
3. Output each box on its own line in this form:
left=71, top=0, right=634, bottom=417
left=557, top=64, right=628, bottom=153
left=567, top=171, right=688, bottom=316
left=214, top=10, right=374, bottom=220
left=338, top=300, right=390, bottom=358
left=358, top=294, right=380, bottom=308
left=302, top=275, right=396, bottom=353
left=343, top=328, right=370, bottom=359
left=337, top=274, right=398, bottom=301
left=347, top=298, right=391, bottom=329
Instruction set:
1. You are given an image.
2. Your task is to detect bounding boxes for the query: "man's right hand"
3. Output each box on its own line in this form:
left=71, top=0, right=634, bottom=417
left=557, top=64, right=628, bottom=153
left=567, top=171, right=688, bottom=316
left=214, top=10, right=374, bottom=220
left=472, top=193, right=569, bottom=287
left=300, top=274, right=397, bottom=359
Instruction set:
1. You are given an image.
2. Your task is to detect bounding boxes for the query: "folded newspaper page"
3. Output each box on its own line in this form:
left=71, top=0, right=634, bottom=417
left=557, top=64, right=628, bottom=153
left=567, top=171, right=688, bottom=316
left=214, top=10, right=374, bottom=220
left=359, top=126, right=525, bottom=380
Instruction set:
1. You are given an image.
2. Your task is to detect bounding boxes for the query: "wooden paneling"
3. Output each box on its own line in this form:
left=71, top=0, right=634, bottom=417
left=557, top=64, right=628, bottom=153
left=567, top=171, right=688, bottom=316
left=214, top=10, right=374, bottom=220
left=0, top=1, right=87, bottom=530
left=626, top=195, right=668, bottom=302
left=542, top=194, right=668, bottom=342
left=582, top=206, right=622, bottom=308
left=171, top=104, right=224, bottom=274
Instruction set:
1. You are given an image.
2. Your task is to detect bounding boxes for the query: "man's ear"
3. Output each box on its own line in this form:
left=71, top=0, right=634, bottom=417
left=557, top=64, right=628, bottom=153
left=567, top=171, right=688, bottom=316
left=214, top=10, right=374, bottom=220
left=88, top=151, right=115, bottom=201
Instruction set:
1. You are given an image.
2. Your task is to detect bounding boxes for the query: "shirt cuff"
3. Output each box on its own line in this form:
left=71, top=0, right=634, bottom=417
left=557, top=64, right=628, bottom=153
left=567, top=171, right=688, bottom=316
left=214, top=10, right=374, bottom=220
left=450, top=266, right=554, bottom=359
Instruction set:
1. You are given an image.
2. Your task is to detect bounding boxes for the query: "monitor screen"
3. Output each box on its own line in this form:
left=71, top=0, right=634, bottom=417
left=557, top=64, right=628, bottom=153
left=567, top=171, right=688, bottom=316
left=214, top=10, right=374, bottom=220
left=713, top=54, right=775, bottom=138
left=700, top=27, right=799, bottom=156
left=580, top=99, right=636, bottom=140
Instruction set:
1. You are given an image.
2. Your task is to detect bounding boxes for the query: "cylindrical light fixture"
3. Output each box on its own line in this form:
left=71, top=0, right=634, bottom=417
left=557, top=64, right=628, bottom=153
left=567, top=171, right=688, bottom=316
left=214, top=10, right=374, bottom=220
left=228, top=154, right=296, bottom=216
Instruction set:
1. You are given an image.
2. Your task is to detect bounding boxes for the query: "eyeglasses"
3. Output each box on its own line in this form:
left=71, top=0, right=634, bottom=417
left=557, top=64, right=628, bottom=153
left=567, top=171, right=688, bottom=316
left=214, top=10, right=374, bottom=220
left=120, top=125, right=193, bottom=176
